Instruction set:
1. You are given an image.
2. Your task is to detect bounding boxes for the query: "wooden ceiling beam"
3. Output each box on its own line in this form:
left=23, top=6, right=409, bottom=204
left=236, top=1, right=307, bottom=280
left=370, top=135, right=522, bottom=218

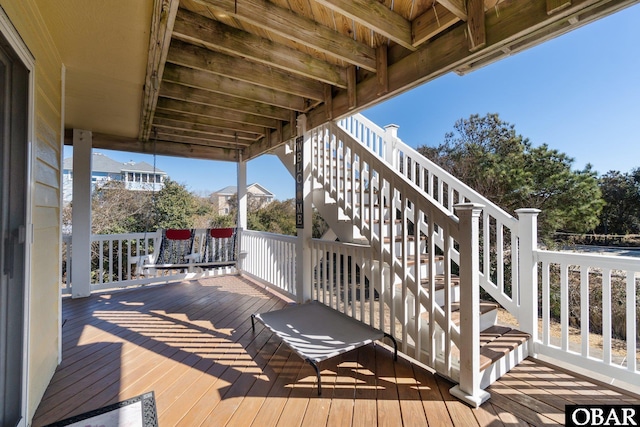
left=159, top=81, right=294, bottom=121
left=436, top=0, right=468, bottom=20
left=412, top=3, right=460, bottom=46
left=308, top=0, right=625, bottom=129
left=162, top=63, right=308, bottom=111
left=192, top=0, right=377, bottom=71
left=156, top=97, right=281, bottom=129
left=138, top=0, right=179, bottom=141
left=153, top=110, right=265, bottom=136
left=64, top=130, right=240, bottom=162
left=467, top=0, right=486, bottom=51
left=167, top=40, right=325, bottom=101
left=173, top=8, right=348, bottom=88
left=313, top=0, right=414, bottom=51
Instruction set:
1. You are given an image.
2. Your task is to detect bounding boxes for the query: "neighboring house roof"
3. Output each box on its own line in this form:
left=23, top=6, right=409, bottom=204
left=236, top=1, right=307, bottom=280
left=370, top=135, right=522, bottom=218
left=63, top=152, right=166, bottom=175
left=212, top=183, right=274, bottom=197
left=121, top=161, right=162, bottom=174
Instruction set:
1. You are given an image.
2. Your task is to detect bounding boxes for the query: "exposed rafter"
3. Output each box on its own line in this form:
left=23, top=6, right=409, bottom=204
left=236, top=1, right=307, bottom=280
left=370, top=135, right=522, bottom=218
left=314, top=0, right=415, bottom=51
left=138, top=0, right=179, bottom=142
left=173, top=9, right=348, bottom=87
left=192, top=0, right=378, bottom=71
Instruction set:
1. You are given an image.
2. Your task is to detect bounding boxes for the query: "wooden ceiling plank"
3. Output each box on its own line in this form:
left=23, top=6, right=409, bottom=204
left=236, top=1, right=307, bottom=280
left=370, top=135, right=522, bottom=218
left=314, top=0, right=415, bottom=51
left=173, top=8, right=349, bottom=88
left=154, top=127, right=252, bottom=146
left=157, top=97, right=280, bottom=129
left=162, top=63, right=308, bottom=111
left=154, top=109, right=265, bottom=135
left=467, top=0, right=486, bottom=51
left=152, top=117, right=258, bottom=142
left=436, top=0, right=468, bottom=20
left=139, top=0, right=179, bottom=141
left=412, top=3, right=460, bottom=46
left=159, top=81, right=293, bottom=121
left=191, top=0, right=377, bottom=71
left=167, top=40, right=325, bottom=101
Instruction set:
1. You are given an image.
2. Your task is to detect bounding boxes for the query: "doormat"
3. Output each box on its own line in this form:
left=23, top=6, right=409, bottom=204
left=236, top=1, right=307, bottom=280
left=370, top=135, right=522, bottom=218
left=44, top=391, right=157, bottom=427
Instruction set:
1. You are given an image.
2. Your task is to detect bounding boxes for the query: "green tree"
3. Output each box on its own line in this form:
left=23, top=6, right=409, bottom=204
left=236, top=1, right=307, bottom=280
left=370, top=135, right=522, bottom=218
left=152, top=179, right=198, bottom=229
left=418, top=113, right=604, bottom=239
left=596, top=169, right=640, bottom=235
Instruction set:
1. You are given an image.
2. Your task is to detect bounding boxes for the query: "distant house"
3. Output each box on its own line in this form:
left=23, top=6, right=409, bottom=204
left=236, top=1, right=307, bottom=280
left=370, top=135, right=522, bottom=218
left=63, top=152, right=167, bottom=203
left=211, top=183, right=274, bottom=215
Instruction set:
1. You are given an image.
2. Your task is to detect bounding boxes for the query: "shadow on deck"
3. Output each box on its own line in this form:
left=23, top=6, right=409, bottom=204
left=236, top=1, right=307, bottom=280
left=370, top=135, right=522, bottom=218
left=33, top=275, right=640, bottom=426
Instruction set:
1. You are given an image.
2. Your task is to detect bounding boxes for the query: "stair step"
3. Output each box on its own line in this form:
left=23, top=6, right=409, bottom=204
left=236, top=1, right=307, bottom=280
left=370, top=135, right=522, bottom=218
left=478, top=326, right=530, bottom=371
left=419, top=300, right=498, bottom=326
left=406, top=254, right=444, bottom=265
left=420, top=274, right=460, bottom=291
left=383, top=235, right=426, bottom=243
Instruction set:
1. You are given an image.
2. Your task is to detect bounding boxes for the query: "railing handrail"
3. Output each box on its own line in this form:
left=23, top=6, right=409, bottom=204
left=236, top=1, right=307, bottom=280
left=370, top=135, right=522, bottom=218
left=338, top=114, right=518, bottom=227
left=536, top=249, right=640, bottom=270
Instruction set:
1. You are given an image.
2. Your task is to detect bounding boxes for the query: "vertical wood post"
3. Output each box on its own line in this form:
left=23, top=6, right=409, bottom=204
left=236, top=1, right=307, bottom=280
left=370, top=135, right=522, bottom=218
left=516, top=208, right=541, bottom=345
left=450, top=202, right=490, bottom=407
left=71, top=129, right=92, bottom=298
left=295, top=114, right=312, bottom=303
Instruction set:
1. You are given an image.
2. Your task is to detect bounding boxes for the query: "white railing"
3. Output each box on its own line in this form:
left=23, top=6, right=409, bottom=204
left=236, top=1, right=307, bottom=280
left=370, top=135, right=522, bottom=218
left=534, top=249, right=640, bottom=386
left=241, top=230, right=297, bottom=299
left=310, top=120, right=486, bottom=403
left=339, top=114, right=520, bottom=314
left=61, top=229, right=237, bottom=294
left=335, top=113, right=640, bottom=392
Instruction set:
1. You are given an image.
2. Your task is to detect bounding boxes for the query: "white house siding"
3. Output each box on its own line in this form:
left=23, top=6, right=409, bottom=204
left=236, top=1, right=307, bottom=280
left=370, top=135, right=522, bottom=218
left=2, top=0, right=64, bottom=422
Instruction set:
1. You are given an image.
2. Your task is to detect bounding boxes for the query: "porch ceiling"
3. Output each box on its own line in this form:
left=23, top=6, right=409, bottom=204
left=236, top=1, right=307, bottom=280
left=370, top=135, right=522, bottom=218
left=54, top=0, right=638, bottom=162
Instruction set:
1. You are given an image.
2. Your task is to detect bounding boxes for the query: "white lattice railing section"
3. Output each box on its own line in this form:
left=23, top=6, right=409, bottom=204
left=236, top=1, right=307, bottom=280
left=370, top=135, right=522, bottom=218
left=534, top=249, right=640, bottom=386
left=310, top=121, right=485, bottom=399
left=242, top=230, right=297, bottom=299
left=339, top=114, right=520, bottom=314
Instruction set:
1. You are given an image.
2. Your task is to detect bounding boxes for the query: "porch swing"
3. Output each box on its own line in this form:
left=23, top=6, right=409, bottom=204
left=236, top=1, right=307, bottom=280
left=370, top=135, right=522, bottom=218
left=130, top=135, right=238, bottom=277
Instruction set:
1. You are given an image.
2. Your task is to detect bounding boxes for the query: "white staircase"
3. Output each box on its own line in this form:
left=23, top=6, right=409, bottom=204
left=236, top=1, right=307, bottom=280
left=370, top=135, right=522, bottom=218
left=277, top=114, right=530, bottom=406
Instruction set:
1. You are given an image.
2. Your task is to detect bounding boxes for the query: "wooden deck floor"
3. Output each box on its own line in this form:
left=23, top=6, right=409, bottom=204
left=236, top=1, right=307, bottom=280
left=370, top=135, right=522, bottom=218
left=33, top=275, right=639, bottom=427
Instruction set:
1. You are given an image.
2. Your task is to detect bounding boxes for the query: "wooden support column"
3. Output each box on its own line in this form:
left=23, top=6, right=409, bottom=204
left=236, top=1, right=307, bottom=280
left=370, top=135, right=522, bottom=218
left=71, top=130, right=92, bottom=298
left=376, top=45, right=388, bottom=96
left=466, top=0, right=486, bottom=52
left=237, top=151, right=247, bottom=272
left=324, top=84, right=333, bottom=121
left=347, top=65, right=357, bottom=110
left=295, top=114, right=312, bottom=303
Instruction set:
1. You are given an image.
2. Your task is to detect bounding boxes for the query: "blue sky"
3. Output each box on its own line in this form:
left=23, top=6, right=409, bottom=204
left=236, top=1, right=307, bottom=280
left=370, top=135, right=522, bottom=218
left=66, top=4, right=639, bottom=201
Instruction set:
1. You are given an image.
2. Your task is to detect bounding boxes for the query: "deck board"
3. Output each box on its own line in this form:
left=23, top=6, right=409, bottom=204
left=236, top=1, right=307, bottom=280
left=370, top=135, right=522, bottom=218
left=32, top=275, right=640, bottom=427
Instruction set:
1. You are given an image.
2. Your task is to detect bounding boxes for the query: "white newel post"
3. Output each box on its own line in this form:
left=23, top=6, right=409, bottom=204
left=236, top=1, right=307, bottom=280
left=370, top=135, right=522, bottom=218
left=295, top=115, right=312, bottom=303
left=383, top=124, right=398, bottom=168
left=71, top=129, right=92, bottom=298
left=450, top=203, right=490, bottom=407
left=516, top=208, right=541, bottom=345
left=237, top=153, right=247, bottom=272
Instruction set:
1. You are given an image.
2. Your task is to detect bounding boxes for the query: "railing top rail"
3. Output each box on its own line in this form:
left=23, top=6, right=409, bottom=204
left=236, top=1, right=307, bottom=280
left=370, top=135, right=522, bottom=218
left=243, top=229, right=297, bottom=242
left=339, top=113, right=518, bottom=228
left=324, top=122, right=461, bottom=231
left=536, top=249, right=640, bottom=271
